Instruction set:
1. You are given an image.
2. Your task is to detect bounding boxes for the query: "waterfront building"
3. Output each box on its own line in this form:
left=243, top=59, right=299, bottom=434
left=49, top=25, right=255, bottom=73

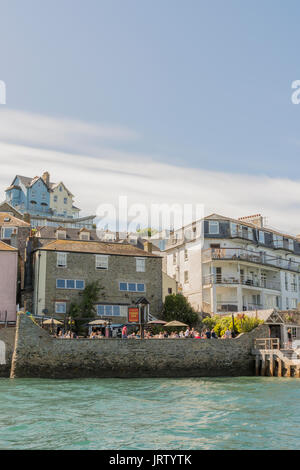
left=163, top=213, right=300, bottom=314
left=0, top=241, right=18, bottom=322
left=3, top=172, right=95, bottom=229
left=0, top=212, right=31, bottom=297
left=32, top=239, right=162, bottom=322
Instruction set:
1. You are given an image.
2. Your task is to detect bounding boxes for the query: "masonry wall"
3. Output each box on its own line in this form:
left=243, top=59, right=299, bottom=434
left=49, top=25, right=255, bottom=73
left=10, top=314, right=269, bottom=379
left=35, top=250, right=163, bottom=318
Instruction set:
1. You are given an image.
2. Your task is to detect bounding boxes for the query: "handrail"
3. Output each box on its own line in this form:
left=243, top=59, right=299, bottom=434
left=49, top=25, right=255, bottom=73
left=254, top=337, right=280, bottom=350
left=202, top=248, right=300, bottom=273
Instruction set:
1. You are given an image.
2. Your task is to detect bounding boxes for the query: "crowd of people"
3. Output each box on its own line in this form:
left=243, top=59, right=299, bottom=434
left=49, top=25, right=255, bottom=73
left=120, top=325, right=235, bottom=339
left=53, top=325, right=235, bottom=340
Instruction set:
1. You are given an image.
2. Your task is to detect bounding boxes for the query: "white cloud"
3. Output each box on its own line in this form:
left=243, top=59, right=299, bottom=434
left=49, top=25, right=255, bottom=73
left=0, top=109, right=300, bottom=235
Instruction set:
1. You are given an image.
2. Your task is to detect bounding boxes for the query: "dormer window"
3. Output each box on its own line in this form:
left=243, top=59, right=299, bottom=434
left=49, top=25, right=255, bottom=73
left=56, top=229, right=67, bottom=239
left=79, top=231, right=90, bottom=241
left=208, top=221, right=219, bottom=235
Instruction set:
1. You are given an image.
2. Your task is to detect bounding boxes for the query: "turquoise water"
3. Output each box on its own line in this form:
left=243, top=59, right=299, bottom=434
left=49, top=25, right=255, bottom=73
left=0, top=377, right=299, bottom=450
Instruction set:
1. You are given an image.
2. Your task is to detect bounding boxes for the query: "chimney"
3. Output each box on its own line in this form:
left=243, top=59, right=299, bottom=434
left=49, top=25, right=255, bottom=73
left=238, top=214, right=264, bottom=228
left=143, top=241, right=153, bottom=253
left=23, top=213, right=31, bottom=224
left=42, top=171, right=50, bottom=187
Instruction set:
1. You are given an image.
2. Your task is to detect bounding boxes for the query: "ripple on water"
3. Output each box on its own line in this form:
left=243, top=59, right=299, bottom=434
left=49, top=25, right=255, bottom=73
left=0, top=377, right=300, bottom=449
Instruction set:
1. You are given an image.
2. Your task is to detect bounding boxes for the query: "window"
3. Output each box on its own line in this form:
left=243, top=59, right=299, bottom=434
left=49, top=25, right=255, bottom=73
left=285, top=273, right=289, bottom=291
left=259, top=231, right=265, bottom=244
left=57, top=252, right=67, bottom=267
left=184, top=249, right=188, bottom=261
left=119, top=282, right=145, bottom=292
left=173, top=253, right=177, bottom=265
left=97, top=305, right=121, bottom=316
left=66, top=280, right=75, bottom=289
left=56, top=279, right=85, bottom=290
left=56, top=230, right=66, bottom=239
left=55, top=302, right=66, bottom=314
left=64, top=198, right=67, bottom=204
left=1, top=227, right=16, bottom=239
left=96, top=255, right=108, bottom=269
left=136, top=258, right=145, bottom=272
left=208, top=221, right=219, bottom=234
left=184, top=271, right=189, bottom=283
left=168, top=288, right=173, bottom=294
left=76, top=280, right=85, bottom=290
left=54, top=195, right=58, bottom=202
left=231, top=223, right=238, bottom=237
left=59, top=186, right=62, bottom=192
left=291, top=299, right=297, bottom=309
left=80, top=232, right=90, bottom=241
left=289, top=239, right=294, bottom=251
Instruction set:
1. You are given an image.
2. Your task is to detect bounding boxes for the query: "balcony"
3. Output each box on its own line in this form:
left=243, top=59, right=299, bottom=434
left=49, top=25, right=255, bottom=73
left=202, top=248, right=300, bottom=273
left=216, top=301, right=263, bottom=313
left=203, top=274, right=281, bottom=291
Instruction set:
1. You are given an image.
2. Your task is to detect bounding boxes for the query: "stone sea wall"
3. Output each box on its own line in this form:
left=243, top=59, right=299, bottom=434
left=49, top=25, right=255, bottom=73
left=9, top=313, right=269, bottom=379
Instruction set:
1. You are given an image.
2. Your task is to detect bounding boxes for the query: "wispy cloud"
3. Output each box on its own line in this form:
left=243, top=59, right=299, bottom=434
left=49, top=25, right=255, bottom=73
left=0, top=108, right=299, bottom=235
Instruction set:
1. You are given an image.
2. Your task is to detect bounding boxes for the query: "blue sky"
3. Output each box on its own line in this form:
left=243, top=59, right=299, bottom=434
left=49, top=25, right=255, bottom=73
left=1, top=1, right=300, bottom=231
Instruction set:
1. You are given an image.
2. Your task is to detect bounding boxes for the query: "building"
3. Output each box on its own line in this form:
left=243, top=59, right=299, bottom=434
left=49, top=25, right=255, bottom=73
left=0, top=212, right=31, bottom=296
left=164, top=213, right=300, bottom=314
left=32, top=239, right=162, bottom=323
left=162, top=272, right=178, bottom=300
left=3, top=172, right=95, bottom=229
left=0, top=241, right=18, bottom=322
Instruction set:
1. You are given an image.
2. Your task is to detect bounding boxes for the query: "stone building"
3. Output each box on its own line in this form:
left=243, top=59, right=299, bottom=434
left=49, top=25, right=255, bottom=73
left=0, top=241, right=18, bottom=322
left=32, top=239, right=162, bottom=323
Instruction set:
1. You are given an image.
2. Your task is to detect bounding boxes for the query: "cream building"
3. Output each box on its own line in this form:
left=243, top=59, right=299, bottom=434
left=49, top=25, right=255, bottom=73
left=163, top=214, right=300, bottom=314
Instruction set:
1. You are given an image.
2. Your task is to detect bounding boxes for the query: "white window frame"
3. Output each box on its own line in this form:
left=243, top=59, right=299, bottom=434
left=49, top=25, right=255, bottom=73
left=1, top=227, right=17, bottom=239
left=97, top=305, right=123, bottom=317
left=55, top=302, right=66, bottom=314
left=95, top=254, right=109, bottom=270
left=57, top=252, right=67, bottom=267
left=136, top=257, right=145, bottom=272
left=208, top=221, right=219, bottom=235
left=119, top=282, right=146, bottom=293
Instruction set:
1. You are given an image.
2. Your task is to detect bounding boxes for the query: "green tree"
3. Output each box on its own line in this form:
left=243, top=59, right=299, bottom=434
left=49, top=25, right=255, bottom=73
left=69, top=281, right=104, bottom=334
left=161, top=294, right=198, bottom=326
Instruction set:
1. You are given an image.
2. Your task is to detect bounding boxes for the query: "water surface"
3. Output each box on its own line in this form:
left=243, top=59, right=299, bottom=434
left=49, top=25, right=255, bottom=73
left=0, top=377, right=299, bottom=450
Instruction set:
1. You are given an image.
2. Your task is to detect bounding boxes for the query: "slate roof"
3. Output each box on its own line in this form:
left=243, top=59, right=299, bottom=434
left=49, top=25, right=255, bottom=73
left=38, top=239, right=161, bottom=257
left=0, top=213, right=30, bottom=227
left=0, top=240, right=18, bottom=251
left=36, top=226, right=99, bottom=241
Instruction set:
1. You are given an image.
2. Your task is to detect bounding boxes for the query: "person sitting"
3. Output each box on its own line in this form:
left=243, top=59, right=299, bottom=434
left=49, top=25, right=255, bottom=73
left=205, top=329, right=211, bottom=339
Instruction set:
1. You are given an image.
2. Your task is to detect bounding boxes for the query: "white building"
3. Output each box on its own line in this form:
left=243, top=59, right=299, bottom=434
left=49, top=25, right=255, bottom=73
left=163, top=214, right=300, bottom=314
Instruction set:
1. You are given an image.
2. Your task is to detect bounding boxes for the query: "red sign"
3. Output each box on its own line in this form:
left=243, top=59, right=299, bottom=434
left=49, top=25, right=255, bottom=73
left=128, top=307, right=139, bottom=323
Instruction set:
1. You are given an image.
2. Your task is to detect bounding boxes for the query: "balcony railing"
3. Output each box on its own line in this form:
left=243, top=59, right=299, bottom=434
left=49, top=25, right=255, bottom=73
left=203, top=274, right=281, bottom=291
left=202, top=248, right=300, bottom=273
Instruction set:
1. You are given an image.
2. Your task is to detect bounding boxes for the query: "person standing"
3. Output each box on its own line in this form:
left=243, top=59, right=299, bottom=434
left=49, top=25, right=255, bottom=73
left=122, top=325, right=128, bottom=339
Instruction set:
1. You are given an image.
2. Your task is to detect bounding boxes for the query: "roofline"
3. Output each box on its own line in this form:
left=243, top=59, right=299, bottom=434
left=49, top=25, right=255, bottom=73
left=169, top=213, right=299, bottom=241
left=34, top=246, right=161, bottom=258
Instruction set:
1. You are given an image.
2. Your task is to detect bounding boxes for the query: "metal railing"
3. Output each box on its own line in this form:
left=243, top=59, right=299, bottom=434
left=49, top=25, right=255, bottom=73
left=203, top=274, right=281, bottom=291
left=202, top=248, right=300, bottom=273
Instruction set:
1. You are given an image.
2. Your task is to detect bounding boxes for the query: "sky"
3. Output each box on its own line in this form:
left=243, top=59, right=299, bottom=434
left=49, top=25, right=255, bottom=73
left=1, top=0, right=300, bottom=233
